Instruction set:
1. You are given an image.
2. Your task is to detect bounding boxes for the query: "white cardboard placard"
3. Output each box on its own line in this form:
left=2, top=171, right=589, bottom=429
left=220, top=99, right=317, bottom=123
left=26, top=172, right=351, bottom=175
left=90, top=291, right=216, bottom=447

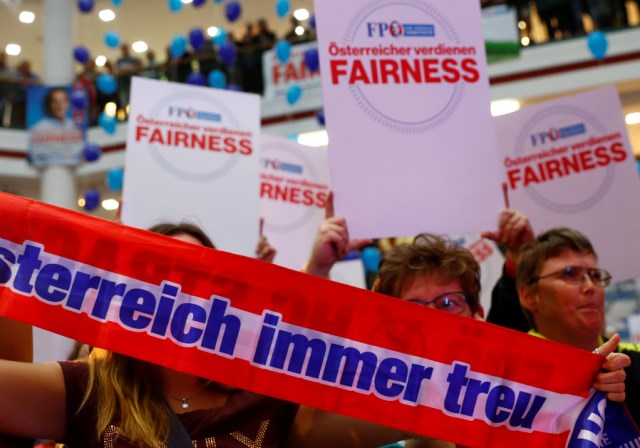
left=122, top=77, right=261, bottom=256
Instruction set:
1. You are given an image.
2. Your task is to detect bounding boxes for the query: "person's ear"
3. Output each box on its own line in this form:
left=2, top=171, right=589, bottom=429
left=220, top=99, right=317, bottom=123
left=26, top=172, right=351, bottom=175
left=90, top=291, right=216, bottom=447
left=519, top=285, right=537, bottom=312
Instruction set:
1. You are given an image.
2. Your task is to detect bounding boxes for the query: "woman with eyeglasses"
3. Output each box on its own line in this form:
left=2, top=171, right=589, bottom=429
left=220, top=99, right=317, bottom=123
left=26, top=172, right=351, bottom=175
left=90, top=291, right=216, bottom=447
left=304, top=213, right=631, bottom=447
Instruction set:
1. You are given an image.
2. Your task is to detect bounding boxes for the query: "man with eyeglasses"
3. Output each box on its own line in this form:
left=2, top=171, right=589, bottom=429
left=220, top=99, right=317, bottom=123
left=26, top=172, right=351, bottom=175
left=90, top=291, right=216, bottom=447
left=517, top=226, right=640, bottom=426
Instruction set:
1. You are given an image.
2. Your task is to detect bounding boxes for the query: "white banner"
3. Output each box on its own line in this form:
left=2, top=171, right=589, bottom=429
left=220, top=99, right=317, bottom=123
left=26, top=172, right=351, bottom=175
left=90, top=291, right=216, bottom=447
left=260, top=135, right=330, bottom=270
left=314, top=0, right=503, bottom=239
left=262, top=41, right=322, bottom=105
left=495, top=86, right=640, bottom=281
left=122, top=77, right=261, bottom=256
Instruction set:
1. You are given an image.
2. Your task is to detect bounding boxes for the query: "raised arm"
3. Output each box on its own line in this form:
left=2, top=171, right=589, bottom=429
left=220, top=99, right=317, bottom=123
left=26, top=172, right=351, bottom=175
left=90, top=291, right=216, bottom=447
left=480, top=208, right=534, bottom=265
left=0, top=361, right=66, bottom=440
left=255, top=218, right=277, bottom=263
left=0, top=318, right=32, bottom=362
left=481, top=209, right=534, bottom=332
left=303, top=193, right=371, bottom=278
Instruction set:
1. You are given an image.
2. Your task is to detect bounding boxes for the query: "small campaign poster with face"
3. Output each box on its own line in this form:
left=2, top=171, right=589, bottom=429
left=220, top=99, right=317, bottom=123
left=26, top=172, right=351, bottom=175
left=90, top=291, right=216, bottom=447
left=27, top=85, right=85, bottom=167
left=260, top=135, right=330, bottom=270
left=122, top=77, right=261, bottom=256
left=496, top=86, right=640, bottom=281
left=314, top=0, right=503, bottom=239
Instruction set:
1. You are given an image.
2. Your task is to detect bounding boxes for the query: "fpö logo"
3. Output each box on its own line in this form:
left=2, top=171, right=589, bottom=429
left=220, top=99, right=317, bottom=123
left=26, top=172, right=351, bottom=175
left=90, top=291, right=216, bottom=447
left=530, top=122, right=586, bottom=146
left=366, top=21, right=435, bottom=38
left=262, top=158, right=303, bottom=174
left=168, top=106, right=222, bottom=123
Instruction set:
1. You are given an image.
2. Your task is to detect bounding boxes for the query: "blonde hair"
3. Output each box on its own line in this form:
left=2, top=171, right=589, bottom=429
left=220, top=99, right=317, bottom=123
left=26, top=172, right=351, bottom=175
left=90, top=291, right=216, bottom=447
left=83, top=349, right=170, bottom=446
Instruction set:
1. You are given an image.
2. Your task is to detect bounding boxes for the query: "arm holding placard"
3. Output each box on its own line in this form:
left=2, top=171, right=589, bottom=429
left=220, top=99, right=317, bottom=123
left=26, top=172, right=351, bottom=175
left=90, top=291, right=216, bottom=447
left=256, top=218, right=277, bottom=263
left=482, top=208, right=533, bottom=332
left=303, top=193, right=372, bottom=278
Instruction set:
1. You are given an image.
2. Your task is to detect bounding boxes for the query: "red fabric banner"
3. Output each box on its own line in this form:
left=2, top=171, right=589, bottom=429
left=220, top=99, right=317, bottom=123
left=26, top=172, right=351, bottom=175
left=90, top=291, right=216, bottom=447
left=0, top=193, right=604, bottom=447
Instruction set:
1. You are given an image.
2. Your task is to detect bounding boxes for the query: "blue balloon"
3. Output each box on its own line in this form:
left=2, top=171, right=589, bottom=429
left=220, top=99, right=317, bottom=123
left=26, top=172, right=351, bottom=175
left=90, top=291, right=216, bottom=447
left=187, top=72, right=206, bottom=86
left=84, top=189, right=101, bottom=211
left=106, top=168, right=124, bottom=191
left=275, top=40, right=291, bottom=63
left=213, top=28, right=228, bottom=46
left=225, top=1, right=242, bottom=22
left=362, top=246, right=382, bottom=273
left=104, top=31, right=120, bottom=49
left=73, top=46, right=90, bottom=64
left=275, top=0, right=290, bottom=18
left=83, top=143, right=101, bottom=162
left=316, top=108, right=325, bottom=126
left=168, top=0, right=183, bottom=12
left=99, top=113, right=117, bottom=135
left=310, top=14, right=316, bottom=29
left=71, top=90, right=88, bottom=109
left=77, top=0, right=94, bottom=13
left=228, top=83, right=242, bottom=91
left=112, top=0, right=122, bottom=6
left=96, top=73, right=117, bottom=95
left=587, top=31, right=608, bottom=60
left=208, top=69, right=227, bottom=89
left=189, top=28, right=205, bottom=50
left=170, top=35, right=188, bottom=58
left=343, top=250, right=360, bottom=261
left=193, top=0, right=206, bottom=6
left=219, top=42, right=237, bottom=65
left=286, top=84, right=302, bottom=105
left=304, top=48, right=319, bottom=72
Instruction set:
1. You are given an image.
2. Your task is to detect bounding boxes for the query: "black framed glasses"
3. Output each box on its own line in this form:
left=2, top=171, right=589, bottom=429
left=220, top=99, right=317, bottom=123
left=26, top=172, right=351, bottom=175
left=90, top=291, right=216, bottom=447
left=533, top=265, right=612, bottom=288
left=407, top=291, right=470, bottom=314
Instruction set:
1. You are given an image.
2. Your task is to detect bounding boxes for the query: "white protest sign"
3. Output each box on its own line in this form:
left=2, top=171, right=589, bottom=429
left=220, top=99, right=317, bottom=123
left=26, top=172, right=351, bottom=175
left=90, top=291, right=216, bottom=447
left=314, top=0, right=503, bottom=239
left=122, top=77, right=261, bottom=256
left=496, top=86, right=640, bottom=281
left=330, top=258, right=367, bottom=289
left=451, top=233, right=504, bottom=313
left=262, top=41, right=322, bottom=105
left=260, top=135, right=330, bottom=270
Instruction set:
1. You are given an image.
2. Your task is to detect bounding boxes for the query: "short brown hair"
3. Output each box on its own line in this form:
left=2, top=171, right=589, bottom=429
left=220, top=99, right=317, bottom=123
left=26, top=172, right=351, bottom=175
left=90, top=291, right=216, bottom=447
left=373, top=233, right=481, bottom=313
left=517, top=227, right=597, bottom=330
left=147, top=222, right=215, bottom=249
left=516, top=227, right=596, bottom=288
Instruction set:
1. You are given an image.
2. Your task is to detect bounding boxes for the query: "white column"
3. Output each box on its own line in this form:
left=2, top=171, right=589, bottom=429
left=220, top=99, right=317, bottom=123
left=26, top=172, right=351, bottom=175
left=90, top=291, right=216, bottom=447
left=40, top=0, right=76, bottom=209
left=40, top=164, right=76, bottom=209
left=35, top=0, right=77, bottom=362
left=43, top=0, right=74, bottom=85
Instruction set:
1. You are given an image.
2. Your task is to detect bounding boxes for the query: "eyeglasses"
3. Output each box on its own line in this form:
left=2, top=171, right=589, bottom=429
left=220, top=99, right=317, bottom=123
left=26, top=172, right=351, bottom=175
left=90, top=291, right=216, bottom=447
left=407, top=291, right=470, bottom=314
left=533, top=265, right=612, bottom=288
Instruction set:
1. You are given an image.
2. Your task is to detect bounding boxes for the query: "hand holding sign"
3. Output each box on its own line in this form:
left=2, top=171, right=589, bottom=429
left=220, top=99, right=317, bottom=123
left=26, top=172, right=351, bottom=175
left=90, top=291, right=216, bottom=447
left=303, top=193, right=372, bottom=278
left=255, top=218, right=277, bottom=263
left=481, top=208, right=534, bottom=263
